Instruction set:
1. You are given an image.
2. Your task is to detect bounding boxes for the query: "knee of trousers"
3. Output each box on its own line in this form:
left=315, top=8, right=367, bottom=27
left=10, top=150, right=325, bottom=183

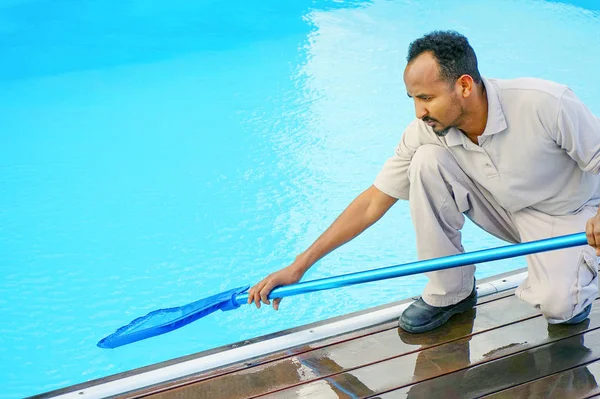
left=535, top=275, right=598, bottom=322
left=408, top=145, right=455, bottom=183
left=538, top=294, right=580, bottom=322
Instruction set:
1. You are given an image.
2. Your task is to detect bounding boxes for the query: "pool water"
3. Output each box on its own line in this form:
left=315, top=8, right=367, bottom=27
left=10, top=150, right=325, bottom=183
left=1, top=0, right=600, bottom=397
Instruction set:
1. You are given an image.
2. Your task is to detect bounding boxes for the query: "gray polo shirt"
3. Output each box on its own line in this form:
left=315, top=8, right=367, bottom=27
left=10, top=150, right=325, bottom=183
left=374, top=77, right=600, bottom=216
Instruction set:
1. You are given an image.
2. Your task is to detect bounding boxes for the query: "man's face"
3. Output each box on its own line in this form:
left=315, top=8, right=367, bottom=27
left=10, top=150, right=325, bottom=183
left=403, top=52, right=465, bottom=136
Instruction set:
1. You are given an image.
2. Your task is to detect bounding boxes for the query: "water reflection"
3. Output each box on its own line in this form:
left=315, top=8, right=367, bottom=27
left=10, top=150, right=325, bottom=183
left=399, top=309, right=477, bottom=398
left=484, top=321, right=598, bottom=398
left=397, top=314, right=598, bottom=398
left=296, top=355, right=377, bottom=397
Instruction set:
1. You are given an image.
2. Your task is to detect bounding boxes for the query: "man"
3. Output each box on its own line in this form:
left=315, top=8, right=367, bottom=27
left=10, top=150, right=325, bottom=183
left=248, top=30, right=600, bottom=333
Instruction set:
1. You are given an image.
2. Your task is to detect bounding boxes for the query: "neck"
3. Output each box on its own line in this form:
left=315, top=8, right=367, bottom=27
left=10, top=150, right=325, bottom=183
left=457, top=83, right=488, bottom=144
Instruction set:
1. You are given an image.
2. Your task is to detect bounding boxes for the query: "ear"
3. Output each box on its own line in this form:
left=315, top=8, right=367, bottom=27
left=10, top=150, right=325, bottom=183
left=457, top=75, right=475, bottom=98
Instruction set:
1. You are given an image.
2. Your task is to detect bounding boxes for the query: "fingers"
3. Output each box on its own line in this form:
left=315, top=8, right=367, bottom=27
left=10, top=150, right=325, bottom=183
left=248, top=280, right=267, bottom=309
left=260, top=280, right=276, bottom=305
left=248, top=276, right=277, bottom=309
left=586, top=217, right=600, bottom=256
left=587, top=218, right=598, bottom=249
left=247, top=287, right=259, bottom=309
left=248, top=267, right=298, bottom=311
left=585, top=219, right=597, bottom=248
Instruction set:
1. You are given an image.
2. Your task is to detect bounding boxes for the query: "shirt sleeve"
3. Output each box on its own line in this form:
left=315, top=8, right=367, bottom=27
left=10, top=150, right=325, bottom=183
left=555, top=88, right=600, bottom=174
left=374, top=119, right=443, bottom=200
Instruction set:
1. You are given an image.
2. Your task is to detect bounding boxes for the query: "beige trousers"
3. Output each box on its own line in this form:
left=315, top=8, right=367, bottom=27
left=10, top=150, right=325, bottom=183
left=408, top=145, right=598, bottom=323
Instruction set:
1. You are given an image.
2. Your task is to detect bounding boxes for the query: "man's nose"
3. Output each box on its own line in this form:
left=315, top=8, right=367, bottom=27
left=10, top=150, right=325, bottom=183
left=415, top=102, right=428, bottom=120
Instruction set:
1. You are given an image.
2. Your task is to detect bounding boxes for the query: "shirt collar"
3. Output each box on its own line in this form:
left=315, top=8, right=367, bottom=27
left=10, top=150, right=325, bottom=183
left=444, top=77, right=507, bottom=147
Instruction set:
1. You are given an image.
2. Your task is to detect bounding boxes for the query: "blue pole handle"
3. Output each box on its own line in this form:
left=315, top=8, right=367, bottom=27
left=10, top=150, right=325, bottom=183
left=235, top=232, right=588, bottom=305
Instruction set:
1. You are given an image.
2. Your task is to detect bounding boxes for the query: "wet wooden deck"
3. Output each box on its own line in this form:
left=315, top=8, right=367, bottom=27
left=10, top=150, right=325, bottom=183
left=112, top=288, right=600, bottom=399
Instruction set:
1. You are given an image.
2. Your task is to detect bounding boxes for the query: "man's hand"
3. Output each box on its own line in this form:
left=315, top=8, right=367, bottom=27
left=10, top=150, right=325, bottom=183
left=247, top=264, right=305, bottom=310
left=586, top=210, right=600, bottom=256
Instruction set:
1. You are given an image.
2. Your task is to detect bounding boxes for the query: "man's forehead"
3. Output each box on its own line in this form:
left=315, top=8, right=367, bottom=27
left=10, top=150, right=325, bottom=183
left=404, top=52, right=442, bottom=85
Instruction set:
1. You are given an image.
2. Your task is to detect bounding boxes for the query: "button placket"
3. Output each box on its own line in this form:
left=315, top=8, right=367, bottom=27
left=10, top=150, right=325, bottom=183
left=481, top=146, right=498, bottom=178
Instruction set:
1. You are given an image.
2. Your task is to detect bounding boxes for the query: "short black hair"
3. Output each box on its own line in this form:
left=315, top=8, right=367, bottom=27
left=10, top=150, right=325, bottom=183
left=407, top=31, right=481, bottom=85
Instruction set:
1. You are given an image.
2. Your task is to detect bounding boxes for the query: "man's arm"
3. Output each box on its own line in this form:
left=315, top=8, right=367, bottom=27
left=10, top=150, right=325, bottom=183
left=554, top=88, right=600, bottom=254
left=248, top=185, right=397, bottom=309
left=555, top=88, right=600, bottom=173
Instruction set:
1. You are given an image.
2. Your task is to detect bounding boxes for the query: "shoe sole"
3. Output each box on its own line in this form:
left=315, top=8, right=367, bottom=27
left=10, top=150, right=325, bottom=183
left=398, top=294, right=477, bottom=334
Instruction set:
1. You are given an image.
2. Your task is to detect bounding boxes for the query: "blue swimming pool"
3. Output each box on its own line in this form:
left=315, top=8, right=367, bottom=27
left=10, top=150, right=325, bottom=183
left=1, top=0, right=600, bottom=397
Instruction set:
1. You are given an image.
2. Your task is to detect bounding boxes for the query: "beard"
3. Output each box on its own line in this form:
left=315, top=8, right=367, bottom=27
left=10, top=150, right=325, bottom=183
left=422, top=117, right=451, bottom=137
left=423, top=102, right=465, bottom=137
left=432, top=124, right=452, bottom=137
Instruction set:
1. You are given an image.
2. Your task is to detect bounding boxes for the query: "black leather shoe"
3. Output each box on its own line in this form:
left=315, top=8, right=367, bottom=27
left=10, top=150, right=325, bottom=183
left=399, top=281, right=477, bottom=334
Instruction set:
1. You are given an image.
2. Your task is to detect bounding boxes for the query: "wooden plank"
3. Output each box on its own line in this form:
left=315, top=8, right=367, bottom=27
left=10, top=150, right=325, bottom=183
left=376, top=323, right=600, bottom=399
left=139, top=294, right=541, bottom=399
left=255, top=302, right=600, bottom=398
left=481, top=358, right=600, bottom=399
